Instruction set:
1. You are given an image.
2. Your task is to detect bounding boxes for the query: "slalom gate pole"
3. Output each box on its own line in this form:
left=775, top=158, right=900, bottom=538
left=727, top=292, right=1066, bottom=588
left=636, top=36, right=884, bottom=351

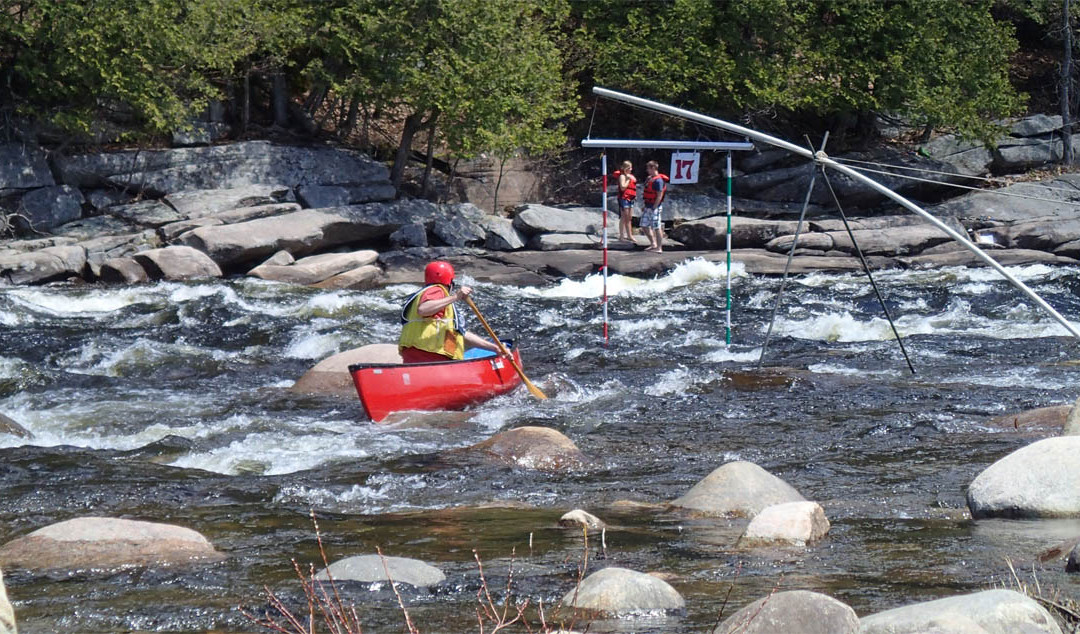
left=601, top=153, right=609, bottom=345
left=725, top=150, right=733, bottom=346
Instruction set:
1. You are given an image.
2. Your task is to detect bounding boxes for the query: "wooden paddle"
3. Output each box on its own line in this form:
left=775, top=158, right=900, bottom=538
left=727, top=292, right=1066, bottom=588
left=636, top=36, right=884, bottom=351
left=463, top=295, right=547, bottom=399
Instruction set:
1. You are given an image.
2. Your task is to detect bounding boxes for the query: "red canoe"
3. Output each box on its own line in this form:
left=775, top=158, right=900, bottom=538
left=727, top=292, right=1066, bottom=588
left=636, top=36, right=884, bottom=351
left=349, top=348, right=524, bottom=422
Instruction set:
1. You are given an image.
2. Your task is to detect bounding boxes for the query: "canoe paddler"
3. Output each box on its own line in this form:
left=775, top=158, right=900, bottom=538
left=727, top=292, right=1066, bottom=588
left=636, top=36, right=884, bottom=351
left=398, top=260, right=501, bottom=364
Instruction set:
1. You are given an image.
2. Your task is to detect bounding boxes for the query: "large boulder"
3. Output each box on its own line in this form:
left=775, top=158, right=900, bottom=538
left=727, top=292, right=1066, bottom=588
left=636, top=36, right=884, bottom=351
left=827, top=224, right=952, bottom=257
left=558, top=509, right=606, bottom=533
left=739, top=501, right=830, bottom=547
left=16, top=185, right=84, bottom=232
left=99, top=256, right=150, bottom=284
left=296, top=183, right=396, bottom=208
left=930, top=173, right=1080, bottom=224
left=715, top=590, right=857, bottom=634
left=107, top=199, right=183, bottom=228
left=670, top=217, right=801, bottom=250
left=315, top=554, right=444, bottom=588
left=478, top=216, right=527, bottom=251
left=133, top=246, right=222, bottom=281
left=0, top=566, right=14, bottom=634
left=465, top=426, right=589, bottom=471
left=290, top=344, right=403, bottom=399
left=0, top=245, right=86, bottom=285
left=967, top=436, right=1080, bottom=518
left=670, top=461, right=806, bottom=517
left=0, top=143, right=54, bottom=190
left=312, top=265, right=381, bottom=291
left=164, top=185, right=293, bottom=218
left=55, top=141, right=390, bottom=193
left=858, top=589, right=1062, bottom=634
left=248, top=249, right=378, bottom=285
left=512, top=204, right=607, bottom=236
left=561, top=567, right=684, bottom=614
left=177, top=209, right=352, bottom=266
left=1068, top=543, right=1079, bottom=573
left=0, top=517, right=224, bottom=570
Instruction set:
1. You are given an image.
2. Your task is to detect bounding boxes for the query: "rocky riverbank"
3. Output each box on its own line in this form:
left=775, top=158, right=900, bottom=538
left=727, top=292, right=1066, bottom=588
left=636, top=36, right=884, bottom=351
left=4, top=114, right=1080, bottom=289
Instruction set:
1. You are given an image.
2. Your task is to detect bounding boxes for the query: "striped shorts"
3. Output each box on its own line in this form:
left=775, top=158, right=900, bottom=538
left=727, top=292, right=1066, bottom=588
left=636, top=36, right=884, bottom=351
left=640, top=205, right=663, bottom=229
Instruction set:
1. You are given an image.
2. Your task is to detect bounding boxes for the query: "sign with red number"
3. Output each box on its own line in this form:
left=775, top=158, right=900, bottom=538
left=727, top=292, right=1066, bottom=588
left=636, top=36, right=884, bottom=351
left=670, top=152, right=700, bottom=184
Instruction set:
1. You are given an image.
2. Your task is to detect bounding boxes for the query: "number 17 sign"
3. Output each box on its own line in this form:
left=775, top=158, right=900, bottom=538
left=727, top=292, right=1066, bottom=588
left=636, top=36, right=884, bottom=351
left=670, top=152, right=700, bottom=184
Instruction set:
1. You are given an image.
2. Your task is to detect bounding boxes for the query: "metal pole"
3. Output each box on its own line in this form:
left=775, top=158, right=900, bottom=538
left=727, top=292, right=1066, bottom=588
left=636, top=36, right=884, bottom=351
left=601, top=153, right=609, bottom=345
left=592, top=86, right=1080, bottom=339
left=725, top=150, right=733, bottom=346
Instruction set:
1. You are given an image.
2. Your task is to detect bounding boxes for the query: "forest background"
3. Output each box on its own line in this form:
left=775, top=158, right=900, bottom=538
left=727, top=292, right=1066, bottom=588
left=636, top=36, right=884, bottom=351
left=1, top=0, right=1076, bottom=197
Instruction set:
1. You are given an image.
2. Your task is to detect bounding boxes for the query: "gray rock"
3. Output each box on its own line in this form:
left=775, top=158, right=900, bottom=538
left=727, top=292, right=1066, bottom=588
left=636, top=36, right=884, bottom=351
left=528, top=233, right=600, bottom=251
left=52, top=215, right=135, bottom=240
left=670, top=216, right=801, bottom=250
left=857, top=589, right=1062, bottom=634
left=1068, top=543, right=1079, bottom=573
left=827, top=224, right=952, bottom=257
left=0, top=413, right=31, bottom=439
left=171, top=121, right=230, bottom=147
left=0, top=245, right=87, bottom=285
left=900, top=248, right=1076, bottom=270
left=291, top=344, right=404, bottom=398
left=297, top=184, right=396, bottom=208
left=85, top=189, right=134, bottom=211
left=389, top=223, right=429, bottom=248
left=248, top=250, right=378, bottom=285
left=994, top=133, right=1080, bottom=172
left=133, top=246, right=222, bottom=281
left=432, top=214, right=486, bottom=247
left=740, top=148, right=790, bottom=172
left=662, top=192, right=731, bottom=222
left=1011, top=114, right=1063, bottom=137
left=159, top=218, right=223, bottom=242
left=99, top=257, right=150, bottom=284
left=0, top=565, right=14, bottom=634
left=107, top=199, right=182, bottom=228
left=177, top=209, right=351, bottom=266
left=15, top=185, right=84, bottom=232
left=0, top=236, right=77, bottom=252
left=1065, top=396, right=1080, bottom=436
left=739, top=501, right=830, bottom=546
left=0, top=143, right=54, bottom=189
left=258, top=250, right=295, bottom=267
left=312, top=264, right=381, bottom=290
left=56, top=141, right=390, bottom=193
left=920, top=135, right=994, bottom=177
left=165, top=185, right=293, bottom=219
left=477, top=216, right=526, bottom=250
left=513, top=204, right=607, bottom=235
left=561, top=567, right=684, bottom=614
left=315, top=554, right=444, bottom=588
left=990, top=217, right=1080, bottom=252
left=670, top=461, right=806, bottom=517
left=765, top=232, right=835, bottom=254
left=0, top=517, right=224, bottom=571
left=967, top=436, right=1080, bottom=518
left=715, top=590, right=857, bottom=634
left=930, top=173, right=1080, bottom=224
left=559, top=509, right=606, bottom=533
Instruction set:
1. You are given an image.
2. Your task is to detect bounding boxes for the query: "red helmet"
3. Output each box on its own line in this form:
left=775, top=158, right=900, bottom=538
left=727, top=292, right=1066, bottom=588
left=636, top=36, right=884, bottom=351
left=424, top=260, right=455, bottom=286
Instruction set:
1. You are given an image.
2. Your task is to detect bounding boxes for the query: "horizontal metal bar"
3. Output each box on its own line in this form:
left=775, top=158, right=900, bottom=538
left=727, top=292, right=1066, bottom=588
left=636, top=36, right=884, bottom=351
left=581, top=138, right=754, bottom=150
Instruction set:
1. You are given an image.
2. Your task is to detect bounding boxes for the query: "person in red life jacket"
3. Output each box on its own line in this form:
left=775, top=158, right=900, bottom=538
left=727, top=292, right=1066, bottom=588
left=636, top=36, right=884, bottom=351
left=398, top=261, right=500, bottom=364
left=641, top=160, right=669, bottom=253
left=614, top=160, right=637, bottom=242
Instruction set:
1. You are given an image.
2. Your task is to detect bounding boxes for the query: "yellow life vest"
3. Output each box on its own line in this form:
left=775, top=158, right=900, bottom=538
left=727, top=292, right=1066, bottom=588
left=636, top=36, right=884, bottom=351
left=398, top=284, right=465, bottom=360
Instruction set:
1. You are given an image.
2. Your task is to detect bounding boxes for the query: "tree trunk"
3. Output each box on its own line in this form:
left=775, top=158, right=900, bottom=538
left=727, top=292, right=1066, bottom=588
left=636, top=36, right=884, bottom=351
left=272, top=72, right=289, bottom=128
left=421, top=118, right=438, bottom=199
left=240, top=72, right=251, bottom=133
left=391, top=111, right=426, bottom=190
left=1064, top=0, right=1074, bottom=165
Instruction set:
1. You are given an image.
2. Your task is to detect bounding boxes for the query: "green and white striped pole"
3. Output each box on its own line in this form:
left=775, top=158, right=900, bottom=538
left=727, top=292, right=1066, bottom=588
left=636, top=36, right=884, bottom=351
left=725, top=150, right=733, bottom=346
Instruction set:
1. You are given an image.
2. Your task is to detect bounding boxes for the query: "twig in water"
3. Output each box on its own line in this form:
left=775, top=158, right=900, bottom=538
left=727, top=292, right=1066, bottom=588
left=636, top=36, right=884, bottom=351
left=377, top=545, right=419, bottom=634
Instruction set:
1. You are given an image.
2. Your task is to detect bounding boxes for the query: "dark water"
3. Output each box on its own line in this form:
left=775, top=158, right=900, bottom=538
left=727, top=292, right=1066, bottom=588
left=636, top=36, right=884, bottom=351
left=2, top=259, right=1080, bottom=632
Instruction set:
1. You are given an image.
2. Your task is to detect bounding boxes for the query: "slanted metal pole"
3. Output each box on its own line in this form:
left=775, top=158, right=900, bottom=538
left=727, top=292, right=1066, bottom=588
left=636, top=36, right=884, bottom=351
left=592, top=86, right=1080, bottom=339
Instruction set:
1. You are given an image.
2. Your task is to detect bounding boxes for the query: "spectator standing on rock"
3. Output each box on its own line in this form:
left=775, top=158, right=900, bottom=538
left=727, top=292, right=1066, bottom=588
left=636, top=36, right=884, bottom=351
left=641, top=160, right=669, bottom=253
left=398, top=261, right=500, bottom=363
left=615, top=160, right=637, bottom=243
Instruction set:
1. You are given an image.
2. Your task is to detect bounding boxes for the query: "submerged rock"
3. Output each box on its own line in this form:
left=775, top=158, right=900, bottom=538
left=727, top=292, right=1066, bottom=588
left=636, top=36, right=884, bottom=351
left=858, top=589, right=1062, bottom=634
left=290, top=344, right=403, bottom=399
left=967, top=436, right=1080, bottom=518
left=466, top=426, right=589, bottom=471
left=669, top=461, right=806, bottom=517
left=0, top=413, right=31, bottom=439
left=1068, top=543, right=1079, bottom=573
left=714, top=590, right=857, bottom=634
left=315, top=554, right=444, bottom=588
left=0, top=517, right=224, bottom=571
left=561, top=567, right=684, bottom=614
left=1064, top=396, right=1080, bottom=436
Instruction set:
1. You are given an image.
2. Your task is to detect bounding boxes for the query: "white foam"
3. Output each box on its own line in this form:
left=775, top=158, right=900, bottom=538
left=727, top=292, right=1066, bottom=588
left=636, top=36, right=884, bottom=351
left=808, top=363, right=899, bottom=377
left=6, top=286, right=149, bottom=316
left=645, top=366, right=696, bottom=396
left=703, top=346, right=763, bottom=363
left=519, top=258, right=744, bottom=299
left=284, top=329, right=347, bottom=360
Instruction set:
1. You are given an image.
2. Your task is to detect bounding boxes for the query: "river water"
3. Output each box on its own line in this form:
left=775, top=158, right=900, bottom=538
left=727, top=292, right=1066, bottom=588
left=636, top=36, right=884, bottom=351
left=2, top=258, right=1080, bottom=632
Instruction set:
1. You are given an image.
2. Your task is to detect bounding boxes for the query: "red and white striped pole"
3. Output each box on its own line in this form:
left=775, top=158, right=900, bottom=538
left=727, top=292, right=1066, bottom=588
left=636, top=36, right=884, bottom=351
left=601, top=153, right=609, bottom=345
